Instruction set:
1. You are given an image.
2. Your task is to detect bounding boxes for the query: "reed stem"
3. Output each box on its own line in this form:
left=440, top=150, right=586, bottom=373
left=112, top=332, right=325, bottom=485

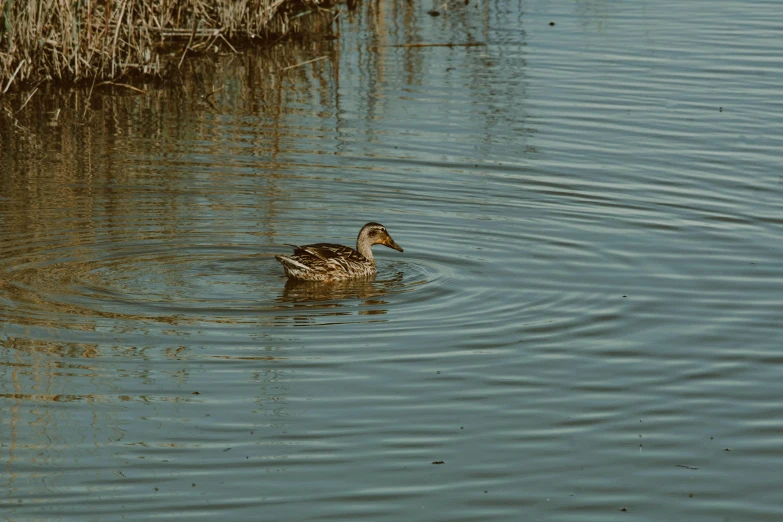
left=0, top=0, right=325, bottom=91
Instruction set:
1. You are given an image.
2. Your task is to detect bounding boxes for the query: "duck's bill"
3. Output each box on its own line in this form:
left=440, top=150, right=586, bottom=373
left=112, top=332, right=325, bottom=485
left=385, top=237, right=404, bottom=252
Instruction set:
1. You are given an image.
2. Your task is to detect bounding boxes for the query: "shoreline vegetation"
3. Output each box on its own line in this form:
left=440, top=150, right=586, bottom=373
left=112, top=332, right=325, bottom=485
left=0, top=0, right=333, bottom=93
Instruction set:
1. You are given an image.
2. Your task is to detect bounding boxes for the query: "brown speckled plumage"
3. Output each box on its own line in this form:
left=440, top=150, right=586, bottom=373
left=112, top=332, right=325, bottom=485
left=276, top=223, right=403, bottom=281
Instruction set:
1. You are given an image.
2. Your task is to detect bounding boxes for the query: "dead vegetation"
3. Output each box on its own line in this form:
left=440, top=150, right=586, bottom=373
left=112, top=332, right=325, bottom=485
left=0, top=0, right=330, bottom=92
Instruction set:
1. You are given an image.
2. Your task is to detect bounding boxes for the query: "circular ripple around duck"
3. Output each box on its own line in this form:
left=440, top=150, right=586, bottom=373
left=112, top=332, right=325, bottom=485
left=0, top=233, right=482, bottom=334
left=1, top=243, right=280, bottom=330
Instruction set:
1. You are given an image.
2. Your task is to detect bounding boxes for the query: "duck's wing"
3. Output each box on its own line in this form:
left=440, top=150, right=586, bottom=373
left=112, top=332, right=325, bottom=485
left=286, top=244, right=327, bottom=261
left=292, top=243, right=363, bottom=262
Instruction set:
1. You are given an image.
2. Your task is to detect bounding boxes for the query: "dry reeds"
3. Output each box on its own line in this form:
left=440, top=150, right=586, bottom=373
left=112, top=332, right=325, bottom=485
left=0, top=0, right=326, bottom=92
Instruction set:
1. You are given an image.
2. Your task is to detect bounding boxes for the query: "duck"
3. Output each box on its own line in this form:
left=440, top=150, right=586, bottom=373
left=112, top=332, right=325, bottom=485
left=275, top=222, right=404, bottom=281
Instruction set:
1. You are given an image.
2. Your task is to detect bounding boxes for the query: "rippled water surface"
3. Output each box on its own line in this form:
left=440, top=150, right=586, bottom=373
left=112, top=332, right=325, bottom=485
left=2, top=1, right=782, bottom=520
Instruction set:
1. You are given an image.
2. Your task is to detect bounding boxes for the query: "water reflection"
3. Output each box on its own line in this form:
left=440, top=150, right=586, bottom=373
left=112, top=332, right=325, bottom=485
left=279, top=271, right=402, bottom=303
left=1, top=2, right=525, bottom=518
left=274, top=271, right=404, bottom=325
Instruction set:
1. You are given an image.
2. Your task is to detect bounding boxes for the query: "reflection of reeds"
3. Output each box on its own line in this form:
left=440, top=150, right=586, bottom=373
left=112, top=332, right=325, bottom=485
left=0, top=0, right=326, bottom=91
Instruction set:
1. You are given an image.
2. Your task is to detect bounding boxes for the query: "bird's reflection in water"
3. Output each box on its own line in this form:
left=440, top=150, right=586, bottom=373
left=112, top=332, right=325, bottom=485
left=276, top=271, right=404, bottom=323
left=280, top=271, right=403, bottom=302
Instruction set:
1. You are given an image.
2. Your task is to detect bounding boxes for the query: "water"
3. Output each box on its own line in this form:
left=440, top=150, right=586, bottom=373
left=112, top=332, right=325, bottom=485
left=2, top=0, right=782, bottom=520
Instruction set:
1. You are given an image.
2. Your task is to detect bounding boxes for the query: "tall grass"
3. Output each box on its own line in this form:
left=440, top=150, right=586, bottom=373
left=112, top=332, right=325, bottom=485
left=0, top=0, right=325, bottom=91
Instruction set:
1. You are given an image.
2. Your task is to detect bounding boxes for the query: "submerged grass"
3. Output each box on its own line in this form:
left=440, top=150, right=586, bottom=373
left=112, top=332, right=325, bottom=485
left=0, top=0, right=328, bottom=92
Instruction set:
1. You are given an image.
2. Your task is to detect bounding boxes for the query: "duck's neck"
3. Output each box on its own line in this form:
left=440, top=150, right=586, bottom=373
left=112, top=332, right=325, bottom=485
left=356, top=236, right=375, bottom=263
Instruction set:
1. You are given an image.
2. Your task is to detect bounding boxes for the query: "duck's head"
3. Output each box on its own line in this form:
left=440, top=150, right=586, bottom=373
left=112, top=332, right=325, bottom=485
left=357, top=222, right=404, bottom=255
